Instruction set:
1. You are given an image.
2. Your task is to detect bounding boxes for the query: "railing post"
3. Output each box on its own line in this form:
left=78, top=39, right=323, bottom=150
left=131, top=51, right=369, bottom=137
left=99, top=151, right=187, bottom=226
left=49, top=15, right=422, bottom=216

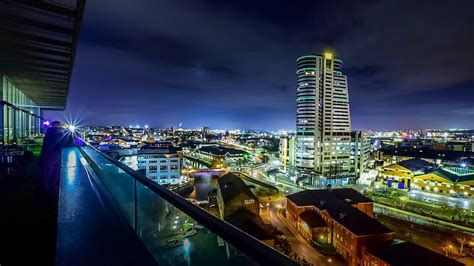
left=134, top=179, right=137, bottom=231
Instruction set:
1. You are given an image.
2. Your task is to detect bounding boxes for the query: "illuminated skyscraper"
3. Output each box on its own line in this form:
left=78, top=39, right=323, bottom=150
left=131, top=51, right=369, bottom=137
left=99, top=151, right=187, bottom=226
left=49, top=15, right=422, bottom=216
left=296, top=52, right=352, bottom=177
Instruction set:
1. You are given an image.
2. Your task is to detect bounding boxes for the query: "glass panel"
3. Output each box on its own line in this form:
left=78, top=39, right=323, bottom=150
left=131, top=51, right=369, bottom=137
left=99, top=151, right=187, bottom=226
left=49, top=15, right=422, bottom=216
left=78, top=144, right=272, bottom=266
left=135, top=181, right=257, bottom=265
left=80, top=146, right=135, bottom=226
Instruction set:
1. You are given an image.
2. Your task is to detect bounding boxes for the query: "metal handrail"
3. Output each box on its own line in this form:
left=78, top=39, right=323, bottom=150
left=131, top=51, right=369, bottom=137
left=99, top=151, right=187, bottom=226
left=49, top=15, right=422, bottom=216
left=78, top=140, right=298, bottom=266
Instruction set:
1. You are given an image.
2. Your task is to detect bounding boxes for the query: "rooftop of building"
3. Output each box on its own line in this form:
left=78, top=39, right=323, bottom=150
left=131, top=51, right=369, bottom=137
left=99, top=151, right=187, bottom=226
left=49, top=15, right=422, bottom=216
left=218, top=172, right=258, bottom=205
left=138, top=143, right=181, bottom=154
left=287, top=189, right=393, bottom=236
left=298, top=210, right=328, bottom=228
left=224, top=207, right=273, bottom=241
left=287, top=188, right=373, bottom=206
left=379, top=147, right=474, bottom=161
left=424, top=167, right=474, bottom=184
left=198, top=145, right=248, bottom=156
left=383, top=158, right=435, bottom=173
left=366, top=240, right=464, bottom=266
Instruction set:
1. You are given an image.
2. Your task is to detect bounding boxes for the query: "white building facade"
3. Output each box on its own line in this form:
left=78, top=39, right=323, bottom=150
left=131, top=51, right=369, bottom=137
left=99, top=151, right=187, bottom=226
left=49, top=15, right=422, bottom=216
left=137, top=146, right=182, bottom=184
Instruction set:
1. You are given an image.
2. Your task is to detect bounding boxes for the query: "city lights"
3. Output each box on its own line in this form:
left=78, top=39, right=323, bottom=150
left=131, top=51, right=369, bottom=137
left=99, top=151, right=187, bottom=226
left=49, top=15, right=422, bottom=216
left=2, top=1, right=472, bottom=266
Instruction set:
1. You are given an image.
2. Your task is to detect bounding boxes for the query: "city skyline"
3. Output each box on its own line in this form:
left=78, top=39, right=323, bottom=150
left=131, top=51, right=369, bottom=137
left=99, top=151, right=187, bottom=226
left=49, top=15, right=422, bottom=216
left=44, top=0, right=473, bottom=131
left=1, top=1, right=472, bottom=265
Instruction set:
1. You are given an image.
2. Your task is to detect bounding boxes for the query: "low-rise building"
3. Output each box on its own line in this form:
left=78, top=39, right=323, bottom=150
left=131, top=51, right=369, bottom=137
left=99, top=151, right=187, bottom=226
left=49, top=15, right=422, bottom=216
left=216, top=173, right=275, bottom=257
left=286, top=188, right=393, bottom=265
left=362, top=240, right=463, bottom=266
left=412, top=167, right=474, bottom=197
left=378, top=158, right=435, bottom=189
left=378, top=158, right=474, bottom=197
left=217, top=172, right=259, bottom=218
left=137, top=142, right=183, bottom=184
left=196, top=144, right=249, bottom=162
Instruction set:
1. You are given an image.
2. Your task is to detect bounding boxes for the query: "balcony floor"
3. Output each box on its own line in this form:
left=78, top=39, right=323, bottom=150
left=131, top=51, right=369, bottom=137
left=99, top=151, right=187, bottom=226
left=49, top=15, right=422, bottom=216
left=0, top=156, right=57, bottom=265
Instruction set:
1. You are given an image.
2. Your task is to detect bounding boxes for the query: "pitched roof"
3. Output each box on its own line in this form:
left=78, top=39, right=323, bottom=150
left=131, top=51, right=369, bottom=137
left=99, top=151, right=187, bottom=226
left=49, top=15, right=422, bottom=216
left=224, top=207, right=273, bottom=241
left=366, top=240, right=464, bottom=266
left=287, top=189, right=392, bottom=236
left=287, top=188, right=373, bottom=206
left=199, top=146, right=248, bottom=156
left=430, top=167, right=474, bottom=183
left=384, top=158, right=435, bottom=173
left=218, top=172, right=258, bottom=204
left=298, top=210, right=327, bottom=228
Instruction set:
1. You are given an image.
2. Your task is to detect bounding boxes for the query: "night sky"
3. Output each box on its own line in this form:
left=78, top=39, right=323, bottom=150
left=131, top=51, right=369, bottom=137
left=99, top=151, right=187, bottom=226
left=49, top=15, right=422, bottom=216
left=45, top=0, right=473, bottom=131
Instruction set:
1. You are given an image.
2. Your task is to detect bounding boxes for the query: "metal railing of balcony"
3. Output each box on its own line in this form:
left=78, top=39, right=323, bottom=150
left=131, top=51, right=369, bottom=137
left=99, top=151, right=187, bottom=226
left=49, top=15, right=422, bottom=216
left=75, top=139, right=298, bottom=266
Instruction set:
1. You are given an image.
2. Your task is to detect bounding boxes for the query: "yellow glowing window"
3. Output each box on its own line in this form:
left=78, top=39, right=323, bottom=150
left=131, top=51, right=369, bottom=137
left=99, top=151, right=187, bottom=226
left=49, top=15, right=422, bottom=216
left=325, top=53, right=333, bottom=60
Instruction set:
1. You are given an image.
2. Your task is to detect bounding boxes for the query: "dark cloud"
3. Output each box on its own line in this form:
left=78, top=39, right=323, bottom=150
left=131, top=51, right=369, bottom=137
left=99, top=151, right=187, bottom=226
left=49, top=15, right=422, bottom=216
left=46, top=0, right=474, bottom=130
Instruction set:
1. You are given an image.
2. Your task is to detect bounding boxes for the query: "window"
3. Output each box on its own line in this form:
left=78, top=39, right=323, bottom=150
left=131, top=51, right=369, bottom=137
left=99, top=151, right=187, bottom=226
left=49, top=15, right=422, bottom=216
left=244, top=199, right=255, bottom=205
left=160, top=165, right=168, bottom=172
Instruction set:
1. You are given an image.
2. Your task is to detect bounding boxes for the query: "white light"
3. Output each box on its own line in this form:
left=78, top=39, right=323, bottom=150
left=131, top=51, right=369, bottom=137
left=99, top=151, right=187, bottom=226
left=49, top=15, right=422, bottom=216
left=183, top=238, right=191, bottom=253
left=461, top=163, right=467, bottom=168
left=67, top=124, right=77, bottom=132
left=144, top=125, right=149, bottom=129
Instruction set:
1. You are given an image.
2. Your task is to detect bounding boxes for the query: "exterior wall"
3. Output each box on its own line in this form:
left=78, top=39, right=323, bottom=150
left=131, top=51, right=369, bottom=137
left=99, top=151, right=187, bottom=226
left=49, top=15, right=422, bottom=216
left=353, top=203, right=374, bottom=217
left=379, top=167, right=474, bottom=197
left=355, top=234, right=394, bottom=265
left=279, top=136, right=297, bottom=171
left=362, top=248, right=391, bottom=266
left=296, top=219, right=329, bottom=242
left=413, top=174, right=474, bottom=197
left=0, top=75, right=42, bottom=143
left=216, top=190, right=259, bottom=219
left=137, top=154, right=181, bottom=184
left=351, top=131, right=370, bottom=178
left=285, top=201, right=329, bottom=242
left=332, top=222, right=357, bottom=265
left=225, top=194, right=259, bottom=217
left=296, top=54, right=351, bottom=176
left=286, top=198, right=393, bottom=266
left=333, top=222, right=394, bottom=266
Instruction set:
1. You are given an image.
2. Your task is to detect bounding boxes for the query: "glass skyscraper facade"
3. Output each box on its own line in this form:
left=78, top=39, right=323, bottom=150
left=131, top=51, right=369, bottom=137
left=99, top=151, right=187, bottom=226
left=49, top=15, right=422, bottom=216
left=296, top=52, right=352, bottom=177
left=0, top=75, right=41, bottom=144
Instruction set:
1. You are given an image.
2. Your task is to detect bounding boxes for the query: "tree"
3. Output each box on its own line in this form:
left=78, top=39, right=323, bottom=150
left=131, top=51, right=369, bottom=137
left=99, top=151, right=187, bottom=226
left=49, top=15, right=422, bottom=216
left=456, top=233, right=468, bottom=256
left=441, top=241, right=455, bottom=257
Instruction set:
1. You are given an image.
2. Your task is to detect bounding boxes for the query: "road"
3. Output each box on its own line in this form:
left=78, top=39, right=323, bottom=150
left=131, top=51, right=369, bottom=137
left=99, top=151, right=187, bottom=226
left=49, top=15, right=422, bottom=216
left=407, top=190, right=474, bottom=211
left=263, top=199, right=345, bottom=266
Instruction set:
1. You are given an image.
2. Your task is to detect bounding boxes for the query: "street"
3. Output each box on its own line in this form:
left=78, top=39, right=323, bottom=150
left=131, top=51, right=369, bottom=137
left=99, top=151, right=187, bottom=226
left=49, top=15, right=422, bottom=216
left=262, top=198, right=345, bottom=265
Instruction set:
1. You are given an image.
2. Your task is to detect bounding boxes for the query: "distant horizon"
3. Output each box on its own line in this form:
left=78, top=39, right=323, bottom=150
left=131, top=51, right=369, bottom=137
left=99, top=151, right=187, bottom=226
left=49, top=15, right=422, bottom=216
left=66, top=122, right=474, bottom=133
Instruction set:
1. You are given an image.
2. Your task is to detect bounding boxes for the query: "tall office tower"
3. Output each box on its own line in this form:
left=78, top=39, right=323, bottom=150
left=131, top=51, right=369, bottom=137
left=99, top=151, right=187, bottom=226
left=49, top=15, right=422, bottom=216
left=296, top=52, right=352, bottom=177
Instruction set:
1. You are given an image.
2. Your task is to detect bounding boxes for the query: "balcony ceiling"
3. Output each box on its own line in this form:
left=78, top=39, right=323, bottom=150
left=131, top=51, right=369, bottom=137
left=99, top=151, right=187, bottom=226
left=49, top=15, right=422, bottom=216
left=0, top=0, right=85, bottom=110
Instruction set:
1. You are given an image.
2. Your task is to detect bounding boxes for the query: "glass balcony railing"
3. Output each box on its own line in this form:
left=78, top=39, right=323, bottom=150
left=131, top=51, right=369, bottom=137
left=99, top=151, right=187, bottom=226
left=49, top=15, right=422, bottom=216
left=76, top=140, right=298, bottom=266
